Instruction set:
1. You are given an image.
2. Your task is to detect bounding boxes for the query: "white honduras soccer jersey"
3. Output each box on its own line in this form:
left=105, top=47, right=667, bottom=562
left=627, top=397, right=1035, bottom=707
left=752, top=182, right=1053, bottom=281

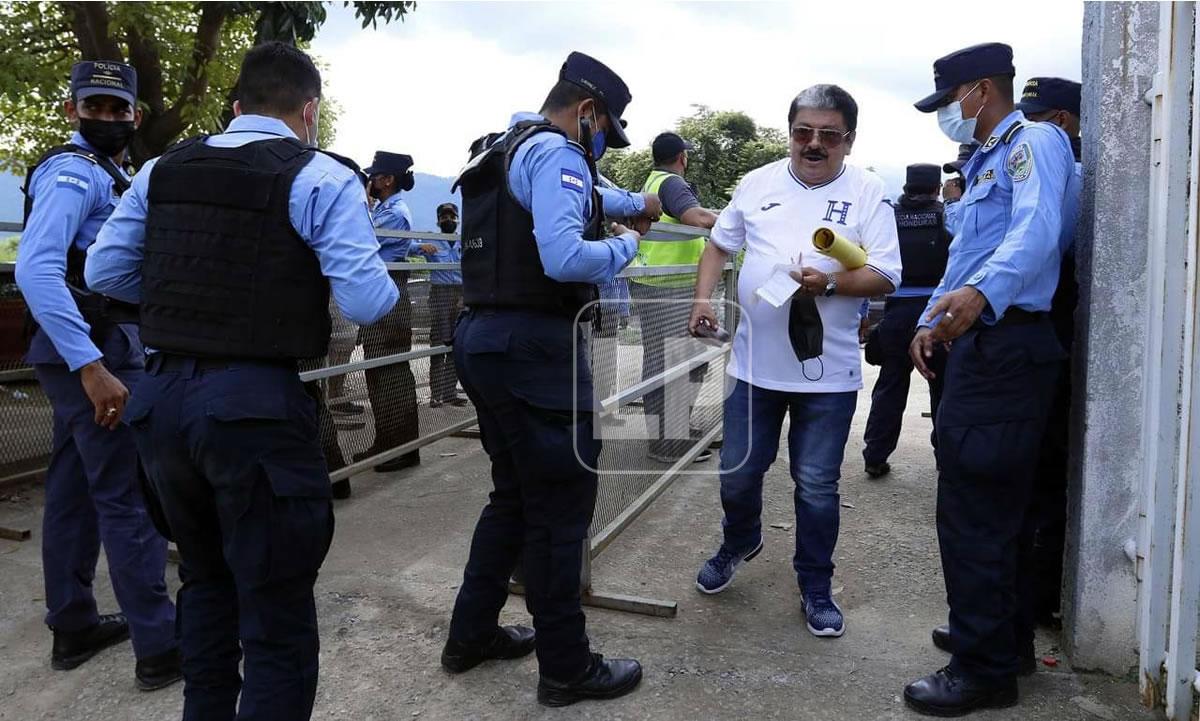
left=711, top=160, right=902, bottom=393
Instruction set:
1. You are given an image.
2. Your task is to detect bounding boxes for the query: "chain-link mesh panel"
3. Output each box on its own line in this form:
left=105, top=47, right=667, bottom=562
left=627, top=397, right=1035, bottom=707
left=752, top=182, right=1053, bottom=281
left=0, top=266, right=52, bottom=481
left=303, top=268, right=475, bottom=476
left=586, top=267, right=735, bottom=545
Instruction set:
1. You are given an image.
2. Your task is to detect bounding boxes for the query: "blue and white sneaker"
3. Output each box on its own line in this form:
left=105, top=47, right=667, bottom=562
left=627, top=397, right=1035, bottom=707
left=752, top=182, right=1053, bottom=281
left=802, top=588, right=845, bottom=637
left=695, top=540, right=764, bottom=594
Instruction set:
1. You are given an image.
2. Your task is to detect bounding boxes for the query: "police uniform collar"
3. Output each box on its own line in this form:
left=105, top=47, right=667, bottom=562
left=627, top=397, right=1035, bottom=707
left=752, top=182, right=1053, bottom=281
left=69, top=130, right=102, bottom=157
left=978, top=111, right=1027, bottom=154
left=507, top=111, right=588, bottom=156
left=225, top=114, right=298, bottom=140
left=509, top=111, right=546, bottom=128
left=379, top=192, right=406, bottom=210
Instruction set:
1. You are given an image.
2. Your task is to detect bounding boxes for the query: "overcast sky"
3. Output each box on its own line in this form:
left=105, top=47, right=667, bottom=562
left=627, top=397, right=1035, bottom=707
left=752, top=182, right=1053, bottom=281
left=312, top=0, right=1083, bottom=191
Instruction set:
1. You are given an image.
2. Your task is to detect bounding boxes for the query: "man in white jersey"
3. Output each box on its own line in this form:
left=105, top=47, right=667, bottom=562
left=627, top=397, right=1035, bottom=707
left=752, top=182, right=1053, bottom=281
left=689, top=85, right=901, bottom=638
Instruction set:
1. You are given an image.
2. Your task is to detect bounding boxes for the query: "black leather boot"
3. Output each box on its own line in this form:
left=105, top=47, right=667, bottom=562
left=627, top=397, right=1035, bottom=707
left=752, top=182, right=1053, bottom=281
left=440, top=626, right=535, bottom=673
left=136, top=647, right=183, bottom=691
left=904, top=666, right=1018, bottom=717
left=537, top=653, right=642, bottom=707
left=51, top=613, right=129, bottom=670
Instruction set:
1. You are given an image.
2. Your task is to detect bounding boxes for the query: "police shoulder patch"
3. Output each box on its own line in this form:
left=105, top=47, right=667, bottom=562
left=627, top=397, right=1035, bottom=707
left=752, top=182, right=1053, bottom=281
left=1006, top=142, right=1034, bottom=182
left=560, top=169, right=585, bottom=193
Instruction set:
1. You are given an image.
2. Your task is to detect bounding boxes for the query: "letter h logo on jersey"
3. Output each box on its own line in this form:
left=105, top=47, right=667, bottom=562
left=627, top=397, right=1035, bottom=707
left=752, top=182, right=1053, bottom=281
left=823, top=200, right=853, bottom=226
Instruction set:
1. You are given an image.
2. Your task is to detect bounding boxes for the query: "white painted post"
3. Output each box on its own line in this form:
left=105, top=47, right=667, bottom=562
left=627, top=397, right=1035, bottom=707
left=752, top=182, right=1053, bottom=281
left=1136, top=2, right=1193, bottom=706
left=1164, top=9, right=1200, bottom=719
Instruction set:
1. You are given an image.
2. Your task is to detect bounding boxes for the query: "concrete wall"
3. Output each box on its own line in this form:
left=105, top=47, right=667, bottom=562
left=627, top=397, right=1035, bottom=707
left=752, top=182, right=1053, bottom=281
left=1063, top=1, right=1159, bottom=674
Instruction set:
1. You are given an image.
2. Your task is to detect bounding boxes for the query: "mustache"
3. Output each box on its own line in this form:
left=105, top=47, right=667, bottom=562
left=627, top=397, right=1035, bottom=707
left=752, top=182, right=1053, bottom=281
left=801, top=148, right=828, bottom=160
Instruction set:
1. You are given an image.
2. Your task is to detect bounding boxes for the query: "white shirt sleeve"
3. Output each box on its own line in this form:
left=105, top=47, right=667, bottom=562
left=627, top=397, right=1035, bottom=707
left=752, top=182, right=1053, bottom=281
left=859, top=183, right=901, bottom=291
left=710, top=176, right=748, bottom=254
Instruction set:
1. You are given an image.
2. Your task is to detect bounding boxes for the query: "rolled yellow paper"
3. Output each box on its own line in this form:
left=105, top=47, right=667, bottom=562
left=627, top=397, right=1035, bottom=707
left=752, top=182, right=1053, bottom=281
left=812, top=227, right=867, bottom=270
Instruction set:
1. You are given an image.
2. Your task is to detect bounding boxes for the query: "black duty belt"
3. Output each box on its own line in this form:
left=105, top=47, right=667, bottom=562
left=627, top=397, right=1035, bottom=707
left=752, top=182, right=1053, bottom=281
left=146, top=353, right=298, bottom=373
left=975, top=307, right=1048, bottom=330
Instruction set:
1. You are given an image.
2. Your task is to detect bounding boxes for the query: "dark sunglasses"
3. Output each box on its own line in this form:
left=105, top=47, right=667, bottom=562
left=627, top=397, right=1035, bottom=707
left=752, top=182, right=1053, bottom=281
left=790, top=125, right=852, bottom=148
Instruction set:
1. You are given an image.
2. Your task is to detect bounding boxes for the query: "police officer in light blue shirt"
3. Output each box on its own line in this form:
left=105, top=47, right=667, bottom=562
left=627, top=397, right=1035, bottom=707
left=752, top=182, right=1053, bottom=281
left=941, top=142, right=975, bottom=237
left=442, top=51, right=659, bottom=707
left=353, top=150, right=430, bottom=472
left=1012, top=74, right=1083, bottom=668
left=904, top=43, right=1075, bottom=717
left=86, top=42, right=397, bottom=721
left=428, top=202, right=466, bottom=406
left=14, top=59, right=181, bottom=690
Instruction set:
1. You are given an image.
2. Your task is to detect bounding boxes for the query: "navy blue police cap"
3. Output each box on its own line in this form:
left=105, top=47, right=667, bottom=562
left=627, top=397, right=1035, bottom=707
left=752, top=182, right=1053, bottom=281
left=905, top=163, right=942, bottom=190
left=943, top=142, right=978, bottom=174
left=364, top=151, right=413, bottom=176
left=70, top=60, right=137, bottom=106
left=915, top=43, right=1015, bottom=113
left=1015, top=77, right=1081, bottom=117
left=560, top=51, right=633, bottom=148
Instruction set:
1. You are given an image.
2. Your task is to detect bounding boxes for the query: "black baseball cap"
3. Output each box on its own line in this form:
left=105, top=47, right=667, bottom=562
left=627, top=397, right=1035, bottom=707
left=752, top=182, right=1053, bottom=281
left=560, top=51, right=632, bottom=148
left=436, top=202, right=458, bottom=216
left=915, top=43, right=1015, bottom=113
left=942, top=143, right=978, bottom=174
left=651, top=132, right=695, bottom=164
left=1016, top=77, right=1081, bottom=117
left=70, top=60, right=137, bottom=106
left=364, top=151, right=413, bottom=176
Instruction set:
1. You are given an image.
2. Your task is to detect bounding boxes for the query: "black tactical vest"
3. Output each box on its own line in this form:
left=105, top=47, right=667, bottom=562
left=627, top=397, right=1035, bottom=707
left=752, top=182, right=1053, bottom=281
left=893, top=196, right=950, bottom=289
left=21, top=145, right=139, bottom=339
left=454, top=120, right=603, bottom=320
left=140, top=136, right=331, bottom=360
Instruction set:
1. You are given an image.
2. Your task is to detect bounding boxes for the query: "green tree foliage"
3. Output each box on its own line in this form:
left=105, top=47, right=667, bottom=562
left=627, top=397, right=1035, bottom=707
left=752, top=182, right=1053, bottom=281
left=599, top=105, right=787, bottom=209
left=0, top=1, right=414, bottom=172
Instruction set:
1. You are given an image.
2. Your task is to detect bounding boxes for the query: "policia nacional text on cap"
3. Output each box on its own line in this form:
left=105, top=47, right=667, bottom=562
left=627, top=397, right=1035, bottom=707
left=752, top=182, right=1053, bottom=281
left=15, top=59, right=183, bottom=691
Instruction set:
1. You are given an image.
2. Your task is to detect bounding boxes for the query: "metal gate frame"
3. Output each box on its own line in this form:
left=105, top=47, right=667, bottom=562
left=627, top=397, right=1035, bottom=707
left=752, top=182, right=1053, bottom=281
left=1135, top=4, right=1200, bottom=718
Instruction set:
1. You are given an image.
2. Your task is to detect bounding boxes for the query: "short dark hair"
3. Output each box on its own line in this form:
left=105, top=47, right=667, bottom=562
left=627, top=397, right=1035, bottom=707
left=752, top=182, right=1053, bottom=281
left=540, top=79, right=606, bottom=115
left=788, top=84, right=858, bottom=133
left=985, top=74, right=1015, bottom=102
left=236, top=42, right=322, bottom=116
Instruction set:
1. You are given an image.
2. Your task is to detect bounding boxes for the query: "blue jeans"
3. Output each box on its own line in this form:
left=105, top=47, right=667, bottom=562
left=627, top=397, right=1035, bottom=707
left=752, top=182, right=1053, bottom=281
left=718, top=379, right=857, bottom=593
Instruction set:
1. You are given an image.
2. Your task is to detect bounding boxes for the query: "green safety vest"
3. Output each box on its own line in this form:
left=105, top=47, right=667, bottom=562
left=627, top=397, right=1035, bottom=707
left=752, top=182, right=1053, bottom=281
left=633, top=170, right=707, bottom=288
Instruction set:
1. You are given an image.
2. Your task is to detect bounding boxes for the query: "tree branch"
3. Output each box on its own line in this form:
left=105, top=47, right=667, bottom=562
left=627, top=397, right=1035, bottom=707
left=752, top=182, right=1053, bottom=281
left=134, top=3, right=228, bottom=161
left=124, top=24, right=164, bottom=115
left=60, top=1, right=121, bottom=59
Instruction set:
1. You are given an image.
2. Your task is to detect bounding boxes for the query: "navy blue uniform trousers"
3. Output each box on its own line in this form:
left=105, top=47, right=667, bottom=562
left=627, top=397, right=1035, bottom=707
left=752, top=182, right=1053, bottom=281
left=126, top=356, right=334, bottom=721
left=863, top=296, right=946, bottom=466
left=32, top=324, right=176, bottom=658
left=935, top=317, right=1063, bottom=681
left=447, top=309, right=600, bottom=683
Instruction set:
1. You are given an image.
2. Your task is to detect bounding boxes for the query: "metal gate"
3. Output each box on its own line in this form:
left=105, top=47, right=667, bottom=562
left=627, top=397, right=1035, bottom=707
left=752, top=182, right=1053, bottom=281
left=1135, top=3, right=1200, bottom=718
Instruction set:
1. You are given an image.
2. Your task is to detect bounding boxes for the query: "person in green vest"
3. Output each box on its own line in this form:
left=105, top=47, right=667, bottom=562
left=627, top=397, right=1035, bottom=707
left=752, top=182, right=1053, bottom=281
left=633, top=132, right=720, bottom=463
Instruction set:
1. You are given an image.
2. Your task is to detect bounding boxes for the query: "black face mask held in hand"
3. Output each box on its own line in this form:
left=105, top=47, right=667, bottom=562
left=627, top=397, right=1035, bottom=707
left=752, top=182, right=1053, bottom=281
left=79, top=118, right=136, bottom=157
left=788, top=293, right=824, bottom=362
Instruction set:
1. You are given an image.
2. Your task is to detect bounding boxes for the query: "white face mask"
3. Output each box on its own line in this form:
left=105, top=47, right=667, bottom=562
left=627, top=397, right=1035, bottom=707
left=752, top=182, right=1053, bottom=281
left=937, top=82, right=983, bottom=145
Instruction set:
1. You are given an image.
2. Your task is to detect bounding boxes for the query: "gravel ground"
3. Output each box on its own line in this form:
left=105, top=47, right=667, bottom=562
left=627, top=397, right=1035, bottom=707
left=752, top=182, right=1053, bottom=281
left=0, top=364, right=1160, bottom=721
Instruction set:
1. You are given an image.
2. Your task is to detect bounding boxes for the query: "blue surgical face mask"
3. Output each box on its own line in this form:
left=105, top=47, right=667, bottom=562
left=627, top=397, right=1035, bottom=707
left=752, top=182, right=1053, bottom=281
left=937, top=82, right=983, bottom=145
left=592, top=127, right=607, bottom=161
left=580, top=106, right=606, bottom=161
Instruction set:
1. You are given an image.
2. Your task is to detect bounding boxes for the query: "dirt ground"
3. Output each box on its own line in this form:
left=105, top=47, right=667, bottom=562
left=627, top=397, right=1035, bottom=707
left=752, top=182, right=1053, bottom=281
left=0, top=365, right=1160, bottom=721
